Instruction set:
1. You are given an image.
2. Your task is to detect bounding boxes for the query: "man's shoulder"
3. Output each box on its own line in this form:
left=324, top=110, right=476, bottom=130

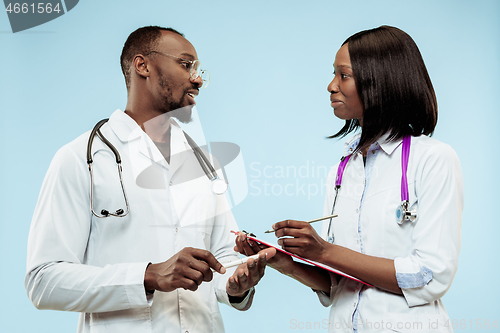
left=57, top=130, right=92, bottom=158
left=46, top=130, right=92, bottom=176
left=56, top=110, right=124, bottom=161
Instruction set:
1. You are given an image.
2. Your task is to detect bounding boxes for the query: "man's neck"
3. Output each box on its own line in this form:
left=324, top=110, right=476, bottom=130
left=125, top=109, right=171, bottom=138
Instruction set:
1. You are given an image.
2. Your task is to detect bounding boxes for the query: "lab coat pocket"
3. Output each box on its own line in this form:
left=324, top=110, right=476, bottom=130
left=180, top=194, right=216, bottom=228
left=171, top=179, right=216, bottom=224
left=89, top=307, right=152, bottom=332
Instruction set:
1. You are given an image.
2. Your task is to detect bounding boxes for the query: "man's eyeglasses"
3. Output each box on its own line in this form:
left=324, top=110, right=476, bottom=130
left=146, top=51, right=210, bottom=89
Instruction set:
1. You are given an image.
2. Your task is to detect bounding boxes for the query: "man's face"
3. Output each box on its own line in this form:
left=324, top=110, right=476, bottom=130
left=148, top=32, right=203, bottom=123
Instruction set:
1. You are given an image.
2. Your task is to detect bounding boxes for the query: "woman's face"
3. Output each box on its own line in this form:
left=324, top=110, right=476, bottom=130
left=327, top=44, right=364, bottom=125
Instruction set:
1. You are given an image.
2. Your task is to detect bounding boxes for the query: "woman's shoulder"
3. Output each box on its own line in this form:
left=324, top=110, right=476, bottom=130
left=412, top=135, right=458, bottom=158
left=412, top=135, right=462, bottom=172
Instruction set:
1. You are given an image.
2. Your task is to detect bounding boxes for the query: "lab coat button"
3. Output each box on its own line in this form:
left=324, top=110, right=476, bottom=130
left=175, top=228, right=178, bottom=233
left=169, top=181, right=173, bottom=186
left=356, top=209, right=359, bottom=213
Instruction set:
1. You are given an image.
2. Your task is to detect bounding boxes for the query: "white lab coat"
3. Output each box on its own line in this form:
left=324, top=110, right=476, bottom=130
left=25, top=110, right=252, bottom=333
left=316, top=134, right=463, bottom=333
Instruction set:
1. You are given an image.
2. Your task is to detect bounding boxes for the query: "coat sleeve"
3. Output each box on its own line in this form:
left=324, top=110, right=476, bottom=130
left=394, top=142, right=463, bottom=307
left=25, top=143, right=152, bottom=313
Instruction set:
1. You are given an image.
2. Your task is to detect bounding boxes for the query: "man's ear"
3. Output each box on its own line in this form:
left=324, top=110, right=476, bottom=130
left=133, top=54, right=150, bottom=78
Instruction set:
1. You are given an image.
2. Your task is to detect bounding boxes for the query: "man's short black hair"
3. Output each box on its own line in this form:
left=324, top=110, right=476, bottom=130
left=120, top=26, right=184, bottom=91
left=330, top=25, right=438, bottom=151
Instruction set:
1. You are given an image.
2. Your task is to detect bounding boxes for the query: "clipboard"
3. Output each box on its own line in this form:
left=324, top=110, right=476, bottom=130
left=231, top=230, right=372, bottom=287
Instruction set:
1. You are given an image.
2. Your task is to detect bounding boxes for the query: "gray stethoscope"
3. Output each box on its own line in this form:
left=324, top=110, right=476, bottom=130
left=86, top=118, right=228, bottom=218
left=326, top=136, right=417, bottom=243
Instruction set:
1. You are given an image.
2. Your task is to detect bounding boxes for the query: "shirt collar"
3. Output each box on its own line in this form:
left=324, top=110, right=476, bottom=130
left=378, top=132, right=404, bottom=155
left=107, top=109, right=141, bottom=142
left=108, top=110, right=185, bottom=144
left=343, top=133, right=361, bottom=156
left=343, top=132, right=404, bottom=156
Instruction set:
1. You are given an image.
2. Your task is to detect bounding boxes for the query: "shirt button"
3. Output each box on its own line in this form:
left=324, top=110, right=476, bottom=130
left=423, top=272, right=427, bottom=276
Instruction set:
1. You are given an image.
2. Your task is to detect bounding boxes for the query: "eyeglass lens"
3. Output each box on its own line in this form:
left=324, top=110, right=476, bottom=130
left=190, top=60, right=210, bottom=88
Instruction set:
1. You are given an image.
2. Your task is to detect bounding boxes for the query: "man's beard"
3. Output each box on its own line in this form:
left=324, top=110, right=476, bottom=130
left=157, top=69, right=193, bottom=124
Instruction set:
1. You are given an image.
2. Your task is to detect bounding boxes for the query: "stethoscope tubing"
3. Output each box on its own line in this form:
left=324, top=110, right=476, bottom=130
left=87, top=119, right=130, bottom=218
left=86, top=118, right=226, bottom=218
left=183, top=132, right=219, bottom=181
left=327, top=136, right=415, bottom=242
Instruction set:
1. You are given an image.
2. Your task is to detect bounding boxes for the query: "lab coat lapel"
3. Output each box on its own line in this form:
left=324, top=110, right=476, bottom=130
left=138, top=134, right=168, bottom=169
left=169, top=124, right=190, bottom=182
left=107, top=111, right=169, bottom=187
left=131, top=136, right=170, bottom=189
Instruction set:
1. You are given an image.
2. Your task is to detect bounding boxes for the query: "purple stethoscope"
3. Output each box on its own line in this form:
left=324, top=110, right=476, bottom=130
left=326, top=136, right=417, bottom=243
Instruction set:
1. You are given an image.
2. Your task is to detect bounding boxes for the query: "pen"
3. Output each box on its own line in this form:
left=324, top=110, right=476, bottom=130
left=264, top=214, right=338, bottom=233
left=220, top=253, right=261, bottom=269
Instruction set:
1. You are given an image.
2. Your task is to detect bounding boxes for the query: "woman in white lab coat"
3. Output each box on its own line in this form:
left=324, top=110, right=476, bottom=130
left=236, top=25, right=463, bottom=333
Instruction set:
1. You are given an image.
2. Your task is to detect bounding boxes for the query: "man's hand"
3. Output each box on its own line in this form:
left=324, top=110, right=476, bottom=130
left=226, top=246, right=276, bottom=298
left=144, top=247, right=225, bottom=293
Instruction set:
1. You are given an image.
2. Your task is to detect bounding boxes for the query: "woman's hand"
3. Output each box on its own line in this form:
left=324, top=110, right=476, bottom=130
left=234, top=232, right=295, bottom=275
left=272, top=220, right=330, bottom=263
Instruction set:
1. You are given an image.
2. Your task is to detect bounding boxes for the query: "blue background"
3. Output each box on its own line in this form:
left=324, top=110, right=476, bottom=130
left=1, top=0, right=499, bottom=332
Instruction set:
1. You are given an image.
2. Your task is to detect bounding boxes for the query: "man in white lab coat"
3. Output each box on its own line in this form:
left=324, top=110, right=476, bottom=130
left=25, top=26, right=274, bottom=333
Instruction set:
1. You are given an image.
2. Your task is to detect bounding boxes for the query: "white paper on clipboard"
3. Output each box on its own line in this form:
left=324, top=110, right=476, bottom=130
left=231, top=231, right=372, bottom=287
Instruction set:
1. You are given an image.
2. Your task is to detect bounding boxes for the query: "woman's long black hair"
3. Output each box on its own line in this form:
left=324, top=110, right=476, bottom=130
left=330, top=26, right=437, bottom=152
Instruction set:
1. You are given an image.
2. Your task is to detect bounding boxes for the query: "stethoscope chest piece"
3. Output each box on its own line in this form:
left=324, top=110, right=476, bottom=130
left=211, top=177, right=228, bottom=195
left=396, top=200, right=417, bottom=225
